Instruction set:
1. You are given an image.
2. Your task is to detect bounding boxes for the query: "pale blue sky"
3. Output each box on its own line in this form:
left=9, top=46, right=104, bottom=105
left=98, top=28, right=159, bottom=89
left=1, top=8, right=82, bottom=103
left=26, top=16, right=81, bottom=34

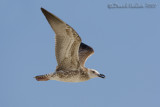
left=0, top=0, right=160, bottom=107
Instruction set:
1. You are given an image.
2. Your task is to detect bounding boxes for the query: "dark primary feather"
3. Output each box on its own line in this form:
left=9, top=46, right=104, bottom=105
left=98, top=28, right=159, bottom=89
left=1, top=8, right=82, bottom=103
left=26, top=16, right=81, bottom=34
left=79, top=43, right=94, bottom=66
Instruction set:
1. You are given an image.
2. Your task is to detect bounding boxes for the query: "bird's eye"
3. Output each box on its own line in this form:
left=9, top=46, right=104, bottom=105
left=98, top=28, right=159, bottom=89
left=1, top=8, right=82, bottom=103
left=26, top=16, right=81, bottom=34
left=92, top=71, right=95, bottom=73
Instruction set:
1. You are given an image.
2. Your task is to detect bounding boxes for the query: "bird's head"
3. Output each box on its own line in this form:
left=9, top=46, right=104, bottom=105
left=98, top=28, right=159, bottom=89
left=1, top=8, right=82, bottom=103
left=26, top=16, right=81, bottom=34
left=88, top=69, right=105, bottom=79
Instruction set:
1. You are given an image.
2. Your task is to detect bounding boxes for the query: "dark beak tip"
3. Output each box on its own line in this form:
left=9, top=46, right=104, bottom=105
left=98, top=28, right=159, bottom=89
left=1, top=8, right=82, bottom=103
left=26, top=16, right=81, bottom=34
left=99, top=74, right=105, bottom=78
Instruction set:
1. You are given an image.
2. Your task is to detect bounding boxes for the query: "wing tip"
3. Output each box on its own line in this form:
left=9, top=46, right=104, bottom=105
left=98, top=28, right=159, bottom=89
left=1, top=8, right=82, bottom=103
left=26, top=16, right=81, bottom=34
left=41, top=7, right=48, bottom=15
left=40, top=7, right=65, bottom=25
left=80, top=42, right=94, bottom=52
left=40, top=7, right=44, bottom=11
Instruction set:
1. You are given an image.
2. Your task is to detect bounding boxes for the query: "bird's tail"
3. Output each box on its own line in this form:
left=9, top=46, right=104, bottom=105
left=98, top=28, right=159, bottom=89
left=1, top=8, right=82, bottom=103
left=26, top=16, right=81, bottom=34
left=34, top=74, right=50, bottom=81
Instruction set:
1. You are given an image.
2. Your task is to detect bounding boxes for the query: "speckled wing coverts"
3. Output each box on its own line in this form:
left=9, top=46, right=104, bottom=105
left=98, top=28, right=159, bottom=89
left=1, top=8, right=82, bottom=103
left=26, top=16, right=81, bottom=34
left=41, top=8, right=81, bottom=70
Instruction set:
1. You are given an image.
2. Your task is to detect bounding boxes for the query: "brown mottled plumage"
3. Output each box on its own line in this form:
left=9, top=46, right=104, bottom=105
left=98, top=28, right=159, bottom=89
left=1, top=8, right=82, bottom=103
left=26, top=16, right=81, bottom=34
left=34, top=8, right=105, bottom=82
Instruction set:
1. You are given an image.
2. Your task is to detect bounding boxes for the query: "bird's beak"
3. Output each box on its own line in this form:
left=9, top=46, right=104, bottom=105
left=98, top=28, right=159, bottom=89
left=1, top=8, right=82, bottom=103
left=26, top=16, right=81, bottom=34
left=98, top=74, right=105, bottom=78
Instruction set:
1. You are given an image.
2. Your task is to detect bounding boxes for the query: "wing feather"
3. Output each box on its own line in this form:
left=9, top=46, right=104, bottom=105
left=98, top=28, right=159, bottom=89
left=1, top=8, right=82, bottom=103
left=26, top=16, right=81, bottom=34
left=41, top=8, right=81, bottom=70
left=79, top=43, right=94, bottom=66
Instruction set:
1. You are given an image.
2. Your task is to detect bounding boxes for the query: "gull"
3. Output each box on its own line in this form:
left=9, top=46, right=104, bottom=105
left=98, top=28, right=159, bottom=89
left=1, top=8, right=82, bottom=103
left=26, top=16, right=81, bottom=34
left=34, top=8, right=105, bottom=82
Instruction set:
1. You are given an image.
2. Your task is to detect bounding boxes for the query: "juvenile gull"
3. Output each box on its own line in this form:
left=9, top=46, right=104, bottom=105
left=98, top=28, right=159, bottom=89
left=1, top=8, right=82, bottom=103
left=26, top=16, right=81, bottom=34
left=34, top=8, right=105, bottom=82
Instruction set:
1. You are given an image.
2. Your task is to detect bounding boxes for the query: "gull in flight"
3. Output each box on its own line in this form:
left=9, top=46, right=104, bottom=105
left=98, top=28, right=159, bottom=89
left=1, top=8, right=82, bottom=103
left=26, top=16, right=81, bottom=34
left=34, top=8, right=105, bottom=82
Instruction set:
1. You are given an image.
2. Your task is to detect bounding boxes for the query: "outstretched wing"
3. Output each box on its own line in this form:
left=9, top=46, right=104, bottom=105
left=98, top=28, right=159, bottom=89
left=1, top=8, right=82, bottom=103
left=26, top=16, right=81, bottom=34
left=41, top=8, right=81, bottom=70
left=79, top=43, right=94, bottom=66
